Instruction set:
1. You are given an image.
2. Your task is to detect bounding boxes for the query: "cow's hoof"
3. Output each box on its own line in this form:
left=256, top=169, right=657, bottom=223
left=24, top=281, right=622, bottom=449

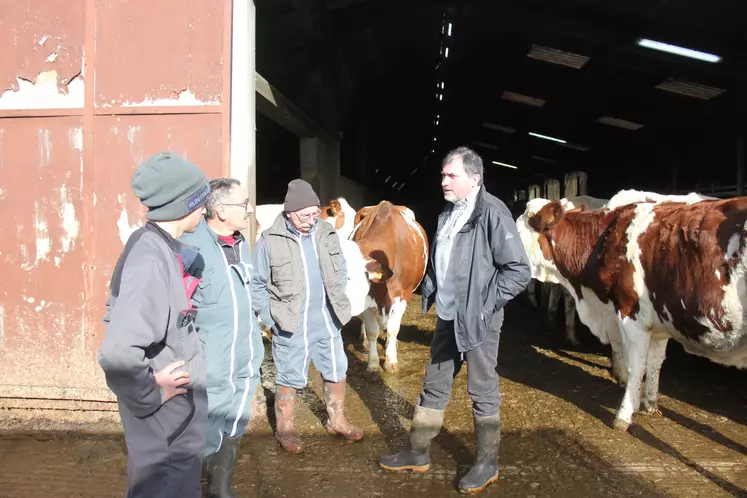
left=612, top=417, right=631, bottom=431
left=641, top=402, right=662, bottom=416
left=567, top=338, right=580, bottom=348
left=610, top=371, right=627, bottom=389
left=365, top=368, right=381, bottom=381
left=383, top=361, right=398, bottom=373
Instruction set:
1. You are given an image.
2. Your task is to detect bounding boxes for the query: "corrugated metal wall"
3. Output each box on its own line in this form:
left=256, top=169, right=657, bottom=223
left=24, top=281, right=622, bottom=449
left=0, top=0, right=232, bottom=403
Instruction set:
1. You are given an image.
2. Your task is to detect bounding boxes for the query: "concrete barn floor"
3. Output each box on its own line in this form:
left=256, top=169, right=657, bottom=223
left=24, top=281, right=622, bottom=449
left=1, top=295, right=746, bottom=497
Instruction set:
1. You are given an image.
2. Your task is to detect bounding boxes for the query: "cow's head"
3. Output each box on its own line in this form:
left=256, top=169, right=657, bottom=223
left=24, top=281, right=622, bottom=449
left=515, top=198, right=571, bottom=285
left=363, top=259, right=393, bottom=284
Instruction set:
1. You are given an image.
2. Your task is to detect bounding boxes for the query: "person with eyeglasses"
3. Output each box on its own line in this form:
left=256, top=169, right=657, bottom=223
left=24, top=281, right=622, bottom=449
left=180, top=178, right=264, bottom=498
left=251, top=178, right=362, bottom=454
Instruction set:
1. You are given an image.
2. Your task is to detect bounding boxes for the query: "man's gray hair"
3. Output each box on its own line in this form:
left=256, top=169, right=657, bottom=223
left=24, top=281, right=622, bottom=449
left=205, top=178, right=241, bottom=220
left=443, top=146, right=484, bottom=186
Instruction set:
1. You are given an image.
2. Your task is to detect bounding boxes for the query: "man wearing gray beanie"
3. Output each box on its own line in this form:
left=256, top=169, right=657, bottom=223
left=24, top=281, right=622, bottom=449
left=99, top=152, right=210, bottom=498
left=252, top=179, right=362, bottom=454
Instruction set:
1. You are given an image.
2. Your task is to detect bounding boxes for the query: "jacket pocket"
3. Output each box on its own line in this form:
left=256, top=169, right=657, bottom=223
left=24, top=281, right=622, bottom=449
left=328, top=249, right=343, bottom=274
left=271, top=257, right=292, bottom=282
left=153, top=390, right=196, bottom=447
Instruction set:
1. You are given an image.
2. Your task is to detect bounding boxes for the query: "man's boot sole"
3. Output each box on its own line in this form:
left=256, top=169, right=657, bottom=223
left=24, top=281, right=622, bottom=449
left=378, top=461, right=431, bottom=473
left=458, top=471, right=500, bottom=495
left=275, top=435, right=304, bottom=454
left=326, top=423, right=363, bottom=441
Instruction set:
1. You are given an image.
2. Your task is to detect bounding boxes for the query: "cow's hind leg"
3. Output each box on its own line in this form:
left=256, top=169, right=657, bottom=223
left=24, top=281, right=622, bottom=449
left=384, top=298, right=408, bottom=373
left=360, top=319, right=368, bottom=351
left=563, top=290, right=580, bottom=347
left=545, top=284, right=561, bottom=330
left=613, top=320, right=650, bottom=431
left=363, top=308, right=381, bottom=376
left=641, top=336, right=668, bottom=415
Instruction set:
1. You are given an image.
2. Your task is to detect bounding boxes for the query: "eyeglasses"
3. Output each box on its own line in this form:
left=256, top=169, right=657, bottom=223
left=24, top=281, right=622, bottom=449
left=222, top=199, right=250, bottom=210
left=293, top=209, right=321, bottom=222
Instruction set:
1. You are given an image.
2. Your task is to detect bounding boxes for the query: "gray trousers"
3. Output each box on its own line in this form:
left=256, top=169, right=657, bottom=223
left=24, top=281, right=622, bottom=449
left=118, top=388, right=207, bottom=498
left=418, top=311, right=503, bottom=417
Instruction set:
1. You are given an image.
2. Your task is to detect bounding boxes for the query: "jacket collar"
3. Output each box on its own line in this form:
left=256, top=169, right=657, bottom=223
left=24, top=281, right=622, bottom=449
left=437, top=186, right=487, bottom=233
left=200, top=218, right=245, bottom=245
left=148, top=221, right=201, bottom=271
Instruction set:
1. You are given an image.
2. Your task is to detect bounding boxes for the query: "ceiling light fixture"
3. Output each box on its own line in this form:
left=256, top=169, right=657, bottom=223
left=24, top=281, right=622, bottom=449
left=492, top=161, right=518, bottom=169
left=501, top=91, right=545, bottom=107
left=637, top=38, right=721, bottom=63
left=447, top=23, right=452, bottom=36
left=482, top=122, right=515, bottom=134
left=527, top=44, right=590, bottom=69
left=528, top=132, right=566, bottom=143
left=597, top=116, right=644, bottom=130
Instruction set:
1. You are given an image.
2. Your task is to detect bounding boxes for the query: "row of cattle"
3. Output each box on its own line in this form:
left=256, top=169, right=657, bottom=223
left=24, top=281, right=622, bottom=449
left=255, top=188, right=747, bottom=433
left=255, top=198, right=429, bottom=375
left=517, top=189, right=747, bottom=431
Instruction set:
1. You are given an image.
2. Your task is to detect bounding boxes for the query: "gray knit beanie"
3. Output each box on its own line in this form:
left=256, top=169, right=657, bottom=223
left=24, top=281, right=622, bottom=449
left=284, top=179, right=320, bottom=212
left=131, top=152, right=210, bottom=221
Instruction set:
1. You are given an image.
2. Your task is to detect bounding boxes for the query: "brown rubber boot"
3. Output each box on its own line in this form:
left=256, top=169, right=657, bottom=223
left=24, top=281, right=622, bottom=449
left=323, top=379, right=363, bottom=441
left=274, top=385, right=303, bottom=454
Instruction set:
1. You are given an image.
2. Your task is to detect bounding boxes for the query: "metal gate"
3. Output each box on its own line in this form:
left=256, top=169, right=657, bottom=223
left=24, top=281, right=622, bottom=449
left=0, top=0, right=236, bottom=403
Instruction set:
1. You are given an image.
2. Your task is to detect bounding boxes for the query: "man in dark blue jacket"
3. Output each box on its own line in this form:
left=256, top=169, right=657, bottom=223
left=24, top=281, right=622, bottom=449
left=379, top=146, right=531, bottom=495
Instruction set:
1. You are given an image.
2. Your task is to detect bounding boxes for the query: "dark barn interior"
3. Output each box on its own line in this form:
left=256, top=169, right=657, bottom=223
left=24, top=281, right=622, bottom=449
left=254, top=0, right=746, bottom=237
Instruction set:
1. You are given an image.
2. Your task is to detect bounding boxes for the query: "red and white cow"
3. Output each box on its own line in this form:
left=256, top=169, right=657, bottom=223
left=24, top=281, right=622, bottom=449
left=350, top=201, right=429, bottom=373
left=524, top=195, right=609, bottom=346
left=516, top=189, right=742, bottom=431
left=255, top=197, right=357, bottom=242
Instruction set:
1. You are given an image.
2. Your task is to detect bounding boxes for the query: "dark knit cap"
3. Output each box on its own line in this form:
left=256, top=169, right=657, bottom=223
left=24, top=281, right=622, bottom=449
left=283, top=179, right=320, bottom=212
left=131, top=152, right=210, bottom=221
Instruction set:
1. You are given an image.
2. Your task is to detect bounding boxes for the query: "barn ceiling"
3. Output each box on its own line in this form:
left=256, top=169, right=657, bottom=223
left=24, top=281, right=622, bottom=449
left=255, top=0, right=747, bottom=205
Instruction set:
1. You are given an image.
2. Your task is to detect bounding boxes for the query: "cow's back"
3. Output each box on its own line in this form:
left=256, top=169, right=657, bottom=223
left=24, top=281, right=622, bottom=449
left=352, top=201, right=429, bottom=296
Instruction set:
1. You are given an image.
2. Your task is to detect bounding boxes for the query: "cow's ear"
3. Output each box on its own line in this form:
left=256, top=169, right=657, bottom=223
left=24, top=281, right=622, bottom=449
left=365, top=260, right=393, bottom=283
left=529, top=200, right=563, bottom=231
left=329, top=200, right=342, bottom=215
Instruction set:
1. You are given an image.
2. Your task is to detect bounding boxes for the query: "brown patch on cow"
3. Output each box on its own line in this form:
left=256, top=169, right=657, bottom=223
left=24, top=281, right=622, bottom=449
left=352, top=201, right=428, bottom=315
left=638, top=198, right=747, bottom=340
left=528, top=201, right=640, bottom=317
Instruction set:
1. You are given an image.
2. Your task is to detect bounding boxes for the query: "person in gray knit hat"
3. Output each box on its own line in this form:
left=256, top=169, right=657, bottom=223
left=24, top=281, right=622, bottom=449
left=252, top=178, right=362, bottom=454
left=99, top=152, right=210, bottom=498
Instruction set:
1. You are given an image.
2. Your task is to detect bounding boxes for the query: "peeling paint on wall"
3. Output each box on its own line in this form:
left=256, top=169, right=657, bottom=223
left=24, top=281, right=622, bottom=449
left=127, top=125, right=145, bottom=165
left=0, top=305, right=4, bottom=347
left=118, top=88, right=220, bottom=107
left=32, top=202, right=51, bottom=268
left=59, top=185, right=79, bottom=255
left=0, top=70, right=84, bottom=110
left=37, top=129, right=52, bottom=167
left=117, top=194, right=143, bottom=245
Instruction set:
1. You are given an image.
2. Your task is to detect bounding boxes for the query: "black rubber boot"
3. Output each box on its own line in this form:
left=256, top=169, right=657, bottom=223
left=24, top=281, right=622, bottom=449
left=206, top=435, right=241, bottom=498
left=378, top=406, right=444, bottom=473
left=458, top=413, right=501, bottom=495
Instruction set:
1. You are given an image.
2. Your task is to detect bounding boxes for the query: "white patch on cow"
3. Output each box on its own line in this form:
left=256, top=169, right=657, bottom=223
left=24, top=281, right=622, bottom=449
left=614, top=315, right=651, bottom=427
left=254, top=203, right=284, bottom=241
left=624, top=203, right=656, bottom=319
left=607, top=189, right=715, bottom=210
left=399, top=209, right=428, bottom=287
left=680, top=299, right=686, bottom=309
left=727, top=233, right=740, bottom=260
left=401, top=208, right=415, bottom=220
left=715, top=269, right=721, bottom=280
left=24, top=296, right=36, bottom=304
left=384, top=297, right=408, bottom=370
left=339, top=239, right=370, bottom=317
left=515, top=199, right=563, bottom=284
